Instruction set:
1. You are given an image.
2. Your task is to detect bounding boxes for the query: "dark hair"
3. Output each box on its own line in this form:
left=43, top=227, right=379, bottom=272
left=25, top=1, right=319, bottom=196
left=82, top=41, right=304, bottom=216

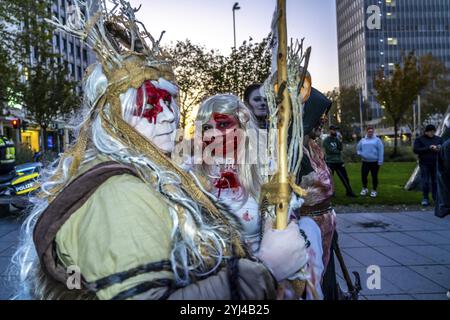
left=425, top=124, right=437, bottom=133
left=367, top=126, right=375, bottom=131
left=243, top=83, right=262, bottom=106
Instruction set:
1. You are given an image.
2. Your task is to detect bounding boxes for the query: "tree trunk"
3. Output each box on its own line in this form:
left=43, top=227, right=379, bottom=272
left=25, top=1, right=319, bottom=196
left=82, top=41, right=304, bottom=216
left=393, top=121, right=399, bottom=157
left=41, top=125, right=47, bottom=152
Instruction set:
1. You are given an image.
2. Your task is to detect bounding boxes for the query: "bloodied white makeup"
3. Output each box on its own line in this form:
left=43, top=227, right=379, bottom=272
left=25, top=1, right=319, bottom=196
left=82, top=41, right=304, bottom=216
left=127, top=78, right=179, bottom=154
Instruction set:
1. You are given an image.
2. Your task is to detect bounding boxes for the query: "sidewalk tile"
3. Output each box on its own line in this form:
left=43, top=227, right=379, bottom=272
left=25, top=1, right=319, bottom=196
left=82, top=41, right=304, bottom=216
left=403, top=231, right=450, bottom=245
left=337, top=266, right=405, bottom=296
left=412, top=293, right=449, bottom=300
left=0, top=230, right=20, bottom=243
left=378, top=232, right=428, bottom=246
left=408, top=265, right=450, bottom=287
left=0, top=242, right=12, bottom=253
left=380, top=266, right=446, bottom=293
left=349, top=233, right=396, bottom=247
left=434, top=231, right=450, bottom=240
left=0, top=245, right=16, bottom=257
left=343, top=247, right=400, bottom=267
left=341, top=252, right=365, bottom=267
left=376, top=246, right=435, bottom=266
left=338, top=234, right=367, bottom=248
left=0, top=257, right=12, bottom=276
left=407, top=245, right=450, bottom=264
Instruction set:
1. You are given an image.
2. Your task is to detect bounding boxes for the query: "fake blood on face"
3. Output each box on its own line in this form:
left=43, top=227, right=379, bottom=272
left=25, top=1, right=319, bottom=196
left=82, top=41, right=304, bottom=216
left=203, top=113, right=240, bottom=158
left=135, top=80, right=173, bottom=124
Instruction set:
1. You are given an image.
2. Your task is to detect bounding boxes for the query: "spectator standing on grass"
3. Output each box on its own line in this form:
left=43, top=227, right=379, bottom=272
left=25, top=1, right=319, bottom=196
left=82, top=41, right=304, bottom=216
left=323, top=125, right=357, bottom=198
left=357, top=126, right=384, bottom=198
left=413, top=124, right=443, bottom=207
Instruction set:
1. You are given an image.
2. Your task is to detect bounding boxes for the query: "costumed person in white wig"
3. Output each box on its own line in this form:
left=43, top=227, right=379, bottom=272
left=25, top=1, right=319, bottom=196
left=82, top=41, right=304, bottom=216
left=11, top=0, right=309, bottom=300
left=186, top=94, right=321, bottom=300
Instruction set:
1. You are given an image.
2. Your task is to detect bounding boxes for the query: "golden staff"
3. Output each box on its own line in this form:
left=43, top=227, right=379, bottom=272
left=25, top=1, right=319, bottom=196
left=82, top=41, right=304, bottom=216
left=274, top=0, right=291, bottom=230
left=268, top=0, right=318, bottom=299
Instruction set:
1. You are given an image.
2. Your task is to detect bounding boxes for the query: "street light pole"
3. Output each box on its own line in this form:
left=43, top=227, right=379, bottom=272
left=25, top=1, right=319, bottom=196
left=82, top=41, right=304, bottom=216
left=232, top=2, right=241, bottom=49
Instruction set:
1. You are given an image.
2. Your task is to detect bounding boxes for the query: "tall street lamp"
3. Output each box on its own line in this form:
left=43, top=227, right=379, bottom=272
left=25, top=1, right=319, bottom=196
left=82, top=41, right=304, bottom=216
left=232, top=2, right=241, bottom=49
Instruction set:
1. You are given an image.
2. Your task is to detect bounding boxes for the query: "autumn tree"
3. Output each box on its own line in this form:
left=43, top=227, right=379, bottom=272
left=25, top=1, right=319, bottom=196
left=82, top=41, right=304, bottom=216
left=326, top=88, right=339, bottom=124
left=167, top=40, right=218, bottom=129
left=167, top=38, right=271, bottom=129
left=416, top=54, right=450, bottom=122
left=220, top=37, right=272, bottom=98
left=0, top=1, right=20, bottom=111
left=327, top=86, right=370, bottom=141
left=374, top=52, right=431, bottom=156
left=6, top=0, right=80, bottom=150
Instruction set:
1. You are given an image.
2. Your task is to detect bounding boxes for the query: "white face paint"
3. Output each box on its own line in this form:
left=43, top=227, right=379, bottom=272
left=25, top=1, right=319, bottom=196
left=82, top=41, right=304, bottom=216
left=130, top=100, right=177, bottom=153
left=127, top=79, right=179, bottom=154
left=248, top=88, right=268, bottom=118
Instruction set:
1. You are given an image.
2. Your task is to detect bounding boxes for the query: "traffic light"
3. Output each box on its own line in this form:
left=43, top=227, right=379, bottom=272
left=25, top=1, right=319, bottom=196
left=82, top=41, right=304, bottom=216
left=11, top=119, right=20, bottom=129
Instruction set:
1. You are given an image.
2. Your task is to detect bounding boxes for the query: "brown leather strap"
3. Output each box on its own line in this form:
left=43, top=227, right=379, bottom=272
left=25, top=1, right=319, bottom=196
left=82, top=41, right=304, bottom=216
left=33, top=161, right=139, bottom=285
left=299, top=201, right=332, bottom=216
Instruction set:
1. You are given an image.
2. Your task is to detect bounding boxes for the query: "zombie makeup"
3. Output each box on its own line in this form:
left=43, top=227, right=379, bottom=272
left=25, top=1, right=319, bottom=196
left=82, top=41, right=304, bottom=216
left=128, top=80, right=178, bottom=154
left=202, top=113, right=240, bottom=160
left=135, top=80, right=173, bottom=123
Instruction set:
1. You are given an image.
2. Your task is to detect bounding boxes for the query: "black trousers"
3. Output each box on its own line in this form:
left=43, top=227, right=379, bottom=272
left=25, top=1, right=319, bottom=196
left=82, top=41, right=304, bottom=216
left=327, top=162, right=354, bottom=195
left=361, top=161, right=380, bottom=191
left=420, top=163, right=437, bottom=201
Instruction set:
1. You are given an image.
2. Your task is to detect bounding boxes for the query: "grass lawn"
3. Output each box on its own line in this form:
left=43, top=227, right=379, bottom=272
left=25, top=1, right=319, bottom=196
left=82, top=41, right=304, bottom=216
left=331, top=162, right=423, bottom=206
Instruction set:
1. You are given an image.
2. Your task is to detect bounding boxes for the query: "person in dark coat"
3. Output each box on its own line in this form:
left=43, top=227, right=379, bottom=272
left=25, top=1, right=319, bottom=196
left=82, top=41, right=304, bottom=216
left=323, top=125, right=356, bottom=197
left=435, top=115, right=450, bottom=218
left=413, top=124, right=443, bottom=206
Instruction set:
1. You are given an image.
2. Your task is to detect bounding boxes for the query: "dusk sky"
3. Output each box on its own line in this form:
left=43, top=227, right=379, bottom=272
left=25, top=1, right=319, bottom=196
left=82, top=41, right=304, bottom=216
left=127, top=0, right=339, bottom=93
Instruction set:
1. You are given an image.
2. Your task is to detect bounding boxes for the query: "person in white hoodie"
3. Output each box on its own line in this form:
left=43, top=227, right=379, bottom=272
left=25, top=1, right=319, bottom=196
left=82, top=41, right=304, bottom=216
left=357, top=127, right=384, bottom=198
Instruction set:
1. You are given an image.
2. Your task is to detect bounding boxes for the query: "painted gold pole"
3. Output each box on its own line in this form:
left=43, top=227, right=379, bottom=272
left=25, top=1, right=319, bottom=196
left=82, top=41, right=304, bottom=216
left=275, top=0, right=291, bottom=230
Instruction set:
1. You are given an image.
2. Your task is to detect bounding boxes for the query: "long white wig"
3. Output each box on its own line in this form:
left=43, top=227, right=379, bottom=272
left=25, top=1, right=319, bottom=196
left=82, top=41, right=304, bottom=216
left=10, top=64, right=238, bottom=299
left=195, top=94, right=264, bottom=201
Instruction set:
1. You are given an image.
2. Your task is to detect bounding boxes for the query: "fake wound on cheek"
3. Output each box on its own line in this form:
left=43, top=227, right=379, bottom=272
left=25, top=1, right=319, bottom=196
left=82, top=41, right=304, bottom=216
left=135, top=80, right=173, bottom=124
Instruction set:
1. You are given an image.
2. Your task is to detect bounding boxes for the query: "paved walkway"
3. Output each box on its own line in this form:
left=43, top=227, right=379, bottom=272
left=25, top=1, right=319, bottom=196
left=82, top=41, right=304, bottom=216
left=336, top=211, right=450, bottom=300
left=1, top=211, right=449, bottom=300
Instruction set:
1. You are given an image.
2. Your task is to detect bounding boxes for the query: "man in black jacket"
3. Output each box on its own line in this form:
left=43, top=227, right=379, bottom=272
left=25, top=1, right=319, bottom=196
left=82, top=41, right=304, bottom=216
left=413, top=125, right=443, bottom=206
left=435, top=115, right=450, bottom=218
left=323, top=125, right=356, bottom=197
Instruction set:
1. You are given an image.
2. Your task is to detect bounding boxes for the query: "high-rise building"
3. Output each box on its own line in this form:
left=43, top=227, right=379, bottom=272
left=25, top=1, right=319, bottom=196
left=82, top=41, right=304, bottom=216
left=336, top=0, right=450, bottom=120
left=50, top=0, right=97, bottom=93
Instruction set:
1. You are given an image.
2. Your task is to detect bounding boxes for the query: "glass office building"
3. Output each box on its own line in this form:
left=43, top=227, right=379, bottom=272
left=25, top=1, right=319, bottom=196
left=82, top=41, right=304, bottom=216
left=336, top=0, right=450, bottom=120
left=49, top=0, right=97, bottom=92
